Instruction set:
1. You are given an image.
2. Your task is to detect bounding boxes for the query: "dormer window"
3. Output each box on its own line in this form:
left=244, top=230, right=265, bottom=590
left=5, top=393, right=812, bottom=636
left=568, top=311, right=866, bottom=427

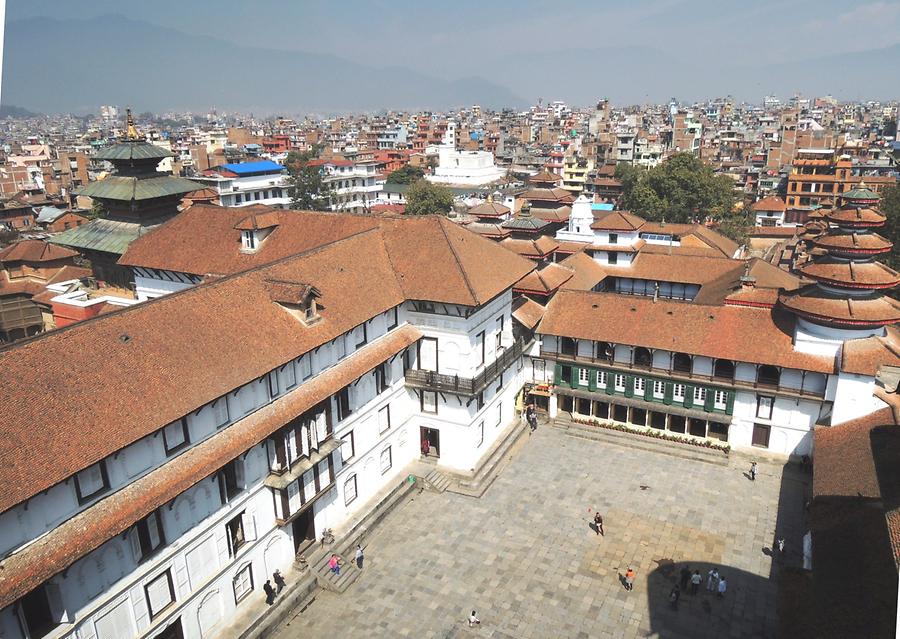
left=266, top=279, right=322, bottom=326
left=241, top=230, right=259, bottom=251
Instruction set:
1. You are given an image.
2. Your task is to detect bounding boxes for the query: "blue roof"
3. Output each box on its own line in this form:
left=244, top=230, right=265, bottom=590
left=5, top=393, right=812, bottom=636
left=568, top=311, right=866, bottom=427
left=221, top=161, right=284, bottom=175
left=591, top=203, right=615, bottom=211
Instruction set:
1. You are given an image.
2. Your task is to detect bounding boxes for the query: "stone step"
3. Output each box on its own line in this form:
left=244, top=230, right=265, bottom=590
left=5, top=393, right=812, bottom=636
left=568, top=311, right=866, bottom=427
left=552, top=418, right=730, bottom=466
left=314, top=553, right=360, bottom=593
left=424, top=469, right=453, bottom=493
left=446, top=419, right=529, bottom=498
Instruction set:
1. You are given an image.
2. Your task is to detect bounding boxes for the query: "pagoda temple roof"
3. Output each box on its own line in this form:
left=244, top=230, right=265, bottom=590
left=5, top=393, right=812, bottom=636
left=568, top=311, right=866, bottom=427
left=813, top=232, right=892, bottom=255
left=94, top=140, right=173, bottom=162
left=779, top=285, right=900, bottom=328
left=841, top=184, right=881, bottom=202
left=49, top=218, right=163, bottom=256
left=78, top=175, right=205, bottom=202
left=825, top=206, right=886, bottom=227
left=798, top=259, right=900, bottom=290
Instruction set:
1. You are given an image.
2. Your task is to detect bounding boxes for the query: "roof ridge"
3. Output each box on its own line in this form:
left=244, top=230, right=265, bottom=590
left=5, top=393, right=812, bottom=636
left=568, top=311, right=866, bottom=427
left=438, top=217, right=480, bottom=305
left=0, top=224, right=385, bottom=354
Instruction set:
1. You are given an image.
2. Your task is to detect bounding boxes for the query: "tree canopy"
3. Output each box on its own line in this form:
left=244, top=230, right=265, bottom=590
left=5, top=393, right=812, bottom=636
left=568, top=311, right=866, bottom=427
left=616, top=153, right=746, bottom=243
left=386, top=165, right=424, bottom=184
left=404, top=179, right=454, bottom=216
left=287, top=159, right=333, bottom=211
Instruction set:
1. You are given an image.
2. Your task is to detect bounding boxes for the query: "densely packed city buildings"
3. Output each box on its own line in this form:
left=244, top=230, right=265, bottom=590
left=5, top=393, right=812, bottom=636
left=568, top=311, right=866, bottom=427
left=0, top=93, right=898, bottom=638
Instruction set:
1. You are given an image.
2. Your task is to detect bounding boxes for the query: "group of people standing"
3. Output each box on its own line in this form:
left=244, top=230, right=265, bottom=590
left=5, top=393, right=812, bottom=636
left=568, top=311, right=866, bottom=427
left=669, top=566, right=727, bottom=608
left=262, top=569, right=288, bottom=606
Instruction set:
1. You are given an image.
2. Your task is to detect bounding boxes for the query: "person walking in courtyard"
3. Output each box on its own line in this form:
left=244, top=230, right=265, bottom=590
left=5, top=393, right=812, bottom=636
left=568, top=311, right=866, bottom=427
left=750, top=461, right=758, bottom=481
left=717, top=575, right=727, bottom=598
left=624, top=567, right=635, bottom=591
left=679, top=565, right=691, bottom=590
left=355, top=544, right=364, bottom=569
left=263, top=580, right=275, bottom=605
left=593, top=511, right=604, bottom=536
left=706, top=567, right=719, bottom=592
left=526, top=403, right=537, bottom=433
left=469, top=610, right=480, bottom=627
left=273, top=569, right=286, bottom=594
left=690, top=570, right=702, bottom=595
left=776, top=537, right=785, bottom=560
left=329, top=553, right=341, bottom=576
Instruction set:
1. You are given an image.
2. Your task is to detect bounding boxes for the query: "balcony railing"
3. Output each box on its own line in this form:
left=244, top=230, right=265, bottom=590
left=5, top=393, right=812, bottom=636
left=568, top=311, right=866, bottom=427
left=539, top=349, right=826, bottom=399
left=405, top=339, right=527, bottom=397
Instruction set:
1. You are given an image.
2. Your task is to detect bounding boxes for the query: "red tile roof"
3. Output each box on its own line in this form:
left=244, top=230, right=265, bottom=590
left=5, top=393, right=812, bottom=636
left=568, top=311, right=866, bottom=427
left=511, top=297, right=545, bottom=330
left=0, top=325, right=421, bottom=611
left=750, top=196, right=787, bottom=212
left=590, top=210, right=645, bottom=231
left=0, top=215, right=533, bottom=514
left=0, top=240, right=78, bottom=263
left=538, top=290, right=834, bottom=373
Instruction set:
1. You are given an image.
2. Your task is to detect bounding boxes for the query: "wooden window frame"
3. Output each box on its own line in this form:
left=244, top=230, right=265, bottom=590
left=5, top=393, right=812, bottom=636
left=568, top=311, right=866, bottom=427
left=74, top=461, right=110, bottom=505
left=144, top=569, right=176, bottom=620
left=163, top=417, right=190, bottom=455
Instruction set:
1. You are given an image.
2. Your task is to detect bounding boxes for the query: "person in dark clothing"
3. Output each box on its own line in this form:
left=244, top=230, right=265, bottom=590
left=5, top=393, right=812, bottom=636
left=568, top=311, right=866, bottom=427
left=593, top=512, right=604, bottom=536
left=263, top=580, right=275, bottom=605
left=679, top=566, right=691, bottom=590
left=669, top=585, right=680, bottom=609
left=273, top=570, right=286, bottom=594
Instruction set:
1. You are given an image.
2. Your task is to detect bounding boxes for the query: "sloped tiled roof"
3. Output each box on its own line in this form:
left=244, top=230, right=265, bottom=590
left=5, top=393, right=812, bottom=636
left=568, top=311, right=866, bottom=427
left=538, top=290, right=834, bottom=373
left=0, top=239, right=77, bottom=263
left=590, top=210, right=646, bottom=231
left=50, top=218, right=161, bottom=256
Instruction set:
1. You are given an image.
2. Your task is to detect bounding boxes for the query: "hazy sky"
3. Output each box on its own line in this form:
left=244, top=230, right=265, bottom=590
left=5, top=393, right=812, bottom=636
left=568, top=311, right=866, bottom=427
left=10, top=0, right=900, bottom=76
left=6, top=0, right=900, bottom=108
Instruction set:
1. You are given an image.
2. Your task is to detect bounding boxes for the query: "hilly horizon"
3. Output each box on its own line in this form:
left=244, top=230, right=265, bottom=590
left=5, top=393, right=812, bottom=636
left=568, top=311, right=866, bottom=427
left=2, top=14, right=899, bottom=115
left=1, top=15, right=527, bottom=115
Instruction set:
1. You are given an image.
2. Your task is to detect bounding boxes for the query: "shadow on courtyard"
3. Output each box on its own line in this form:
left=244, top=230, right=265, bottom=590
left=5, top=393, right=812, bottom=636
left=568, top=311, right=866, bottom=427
left=645, top=460, right=812, bottom=639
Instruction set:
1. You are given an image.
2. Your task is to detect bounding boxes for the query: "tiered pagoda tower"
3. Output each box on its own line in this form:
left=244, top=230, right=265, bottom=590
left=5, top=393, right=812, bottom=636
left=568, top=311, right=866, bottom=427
left=51, top=110, right=203, bottom=286
left=779, top=182, right=900, bottom=336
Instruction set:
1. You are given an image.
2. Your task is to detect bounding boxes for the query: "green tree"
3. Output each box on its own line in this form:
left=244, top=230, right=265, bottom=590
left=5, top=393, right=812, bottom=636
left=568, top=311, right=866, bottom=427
left=287, top=162, right=333, bottom=211
left=404, top=179, right=454, bottom=216
left=86, top=199, right=106, bottom=220
left=619, top=153, right=736, bottom=224
left=386, top=166, right=424, bottom=184
left=880, top=185, right=900, bottom=271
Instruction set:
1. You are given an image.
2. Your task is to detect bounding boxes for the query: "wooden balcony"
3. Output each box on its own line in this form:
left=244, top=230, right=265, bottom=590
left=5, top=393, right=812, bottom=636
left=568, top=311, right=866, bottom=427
left=405, top=339, right=527, bottom=397
left=539, top=349, right=826, bottom=400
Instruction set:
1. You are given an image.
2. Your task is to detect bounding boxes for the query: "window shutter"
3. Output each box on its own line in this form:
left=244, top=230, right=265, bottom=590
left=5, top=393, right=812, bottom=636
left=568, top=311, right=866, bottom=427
left=663, top=382, right=673, bottom=405
left=234, top=459, right=246, bottom=489
left=683, top=385, right=695, bottom=409
left=129, top=528, right=143, bottom=562
left=624, top=375, right=634, bottom=398
left=704, top=389, right=715, bottom=412
left=242, top=510, right=257, bottom=542
left=569, top=367, right=579, bottom=388
left=643, top=379, right=653, bottom=401
left=725, top=391, right=735, bottom=415
left=605, top=376, right=615, bottom=395
left=553, top=363, right=563, bottom=384
left=587, top=369, right=597, bottom=392
left=45, top=582, right=70, bottom=623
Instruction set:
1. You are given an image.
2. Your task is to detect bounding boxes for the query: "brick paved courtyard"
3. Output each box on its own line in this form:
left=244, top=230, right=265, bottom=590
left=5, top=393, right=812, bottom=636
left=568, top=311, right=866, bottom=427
left=272, top=425, right=808, bottom=639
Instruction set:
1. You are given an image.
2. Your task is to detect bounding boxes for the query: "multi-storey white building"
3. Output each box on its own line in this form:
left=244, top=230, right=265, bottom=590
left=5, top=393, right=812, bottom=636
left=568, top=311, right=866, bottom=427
left=307, top=158, right=381, bottom=214
left=0, top=208, right=533, bottom=639
left=193, top=161, right=290, bottom=209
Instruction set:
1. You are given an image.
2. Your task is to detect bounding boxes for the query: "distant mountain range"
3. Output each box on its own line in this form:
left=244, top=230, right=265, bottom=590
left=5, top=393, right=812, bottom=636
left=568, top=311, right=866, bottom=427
left=2, top=15, right=527, bottom=115
left=2, top=15, right=897, bottom=114
left=0, top=105, right=41, bottom=119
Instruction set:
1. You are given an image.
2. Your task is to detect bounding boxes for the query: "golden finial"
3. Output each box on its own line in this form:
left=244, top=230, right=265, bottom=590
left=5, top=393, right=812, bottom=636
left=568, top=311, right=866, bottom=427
left=125, top=108, right=139, bottom=140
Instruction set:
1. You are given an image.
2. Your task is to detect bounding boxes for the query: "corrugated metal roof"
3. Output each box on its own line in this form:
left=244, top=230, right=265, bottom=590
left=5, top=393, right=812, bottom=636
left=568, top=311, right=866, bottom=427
left=48, top=218, right=160, bottom=256
left=94, top=141, right=173, bottom=162
left=78, top=176, right=205, bottom=201
left=220, top=161, right=284, bottom=175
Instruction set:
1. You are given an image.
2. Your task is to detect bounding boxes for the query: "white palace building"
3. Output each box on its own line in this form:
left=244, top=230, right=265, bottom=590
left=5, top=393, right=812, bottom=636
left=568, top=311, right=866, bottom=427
left=0, top=205, right=532, bottom=639
left=0, top=183, right=898, bottom=638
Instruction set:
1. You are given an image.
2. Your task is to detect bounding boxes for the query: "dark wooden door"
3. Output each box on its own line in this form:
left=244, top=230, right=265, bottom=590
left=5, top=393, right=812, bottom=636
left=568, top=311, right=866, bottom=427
left=752, top=424, right=771, bottom=448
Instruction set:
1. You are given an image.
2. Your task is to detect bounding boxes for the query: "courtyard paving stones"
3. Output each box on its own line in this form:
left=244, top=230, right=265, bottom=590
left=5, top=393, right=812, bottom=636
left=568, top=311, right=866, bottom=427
left=272, top=423, right=806, bottom=638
